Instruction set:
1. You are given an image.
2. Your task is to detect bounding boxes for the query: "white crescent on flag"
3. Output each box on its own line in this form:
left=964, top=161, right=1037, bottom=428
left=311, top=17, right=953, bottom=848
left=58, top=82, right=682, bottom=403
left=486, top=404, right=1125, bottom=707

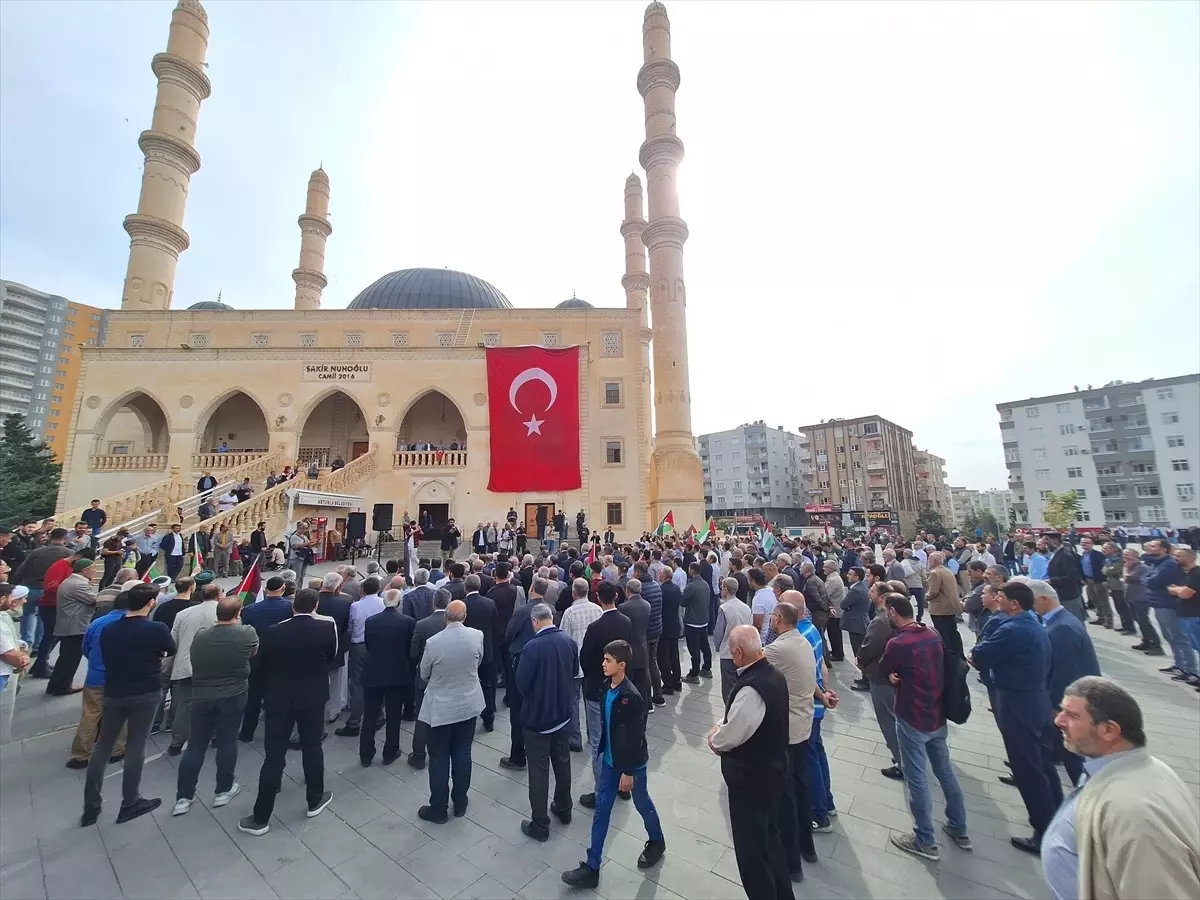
left=509, top=367, right=558, bottom=436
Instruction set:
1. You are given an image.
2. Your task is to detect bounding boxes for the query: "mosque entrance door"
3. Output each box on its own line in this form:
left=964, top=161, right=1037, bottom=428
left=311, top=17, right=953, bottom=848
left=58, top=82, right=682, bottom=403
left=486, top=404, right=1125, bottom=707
left=351, top=441, right=370, bottom=460
left=525, top=503, right=556, bottom=541
left=419, top=503, right=450, bottom=542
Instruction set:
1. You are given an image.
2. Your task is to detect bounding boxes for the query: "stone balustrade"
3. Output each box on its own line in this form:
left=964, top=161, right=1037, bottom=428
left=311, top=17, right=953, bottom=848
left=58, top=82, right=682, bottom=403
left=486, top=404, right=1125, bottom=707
left=318, top=447, right=379, bottom=493
left=393, top=450, right=467, bottom=468
left=88, top=454, right=168, bottom=472
left=181, top=479, right=292, bottom=543
left=193, top=451, right=267, bottom=471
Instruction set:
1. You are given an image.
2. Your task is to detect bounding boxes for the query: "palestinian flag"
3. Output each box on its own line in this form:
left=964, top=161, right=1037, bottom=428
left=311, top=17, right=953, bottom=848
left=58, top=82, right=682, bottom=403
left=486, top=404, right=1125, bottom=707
left=654, top=511, right=675, bottom=537
left=762, top=527, right=777, bottom=556
left=141, top=558, right=164, bottom=583
left=233, top=557, right=264, bottom=606
left=703, top=516, right=717, bottom=538
left=685, top=524, right=698, bottom=539
left=191, top=541, right=205, bottom=575
left=586, top=541, right=597, bottom=568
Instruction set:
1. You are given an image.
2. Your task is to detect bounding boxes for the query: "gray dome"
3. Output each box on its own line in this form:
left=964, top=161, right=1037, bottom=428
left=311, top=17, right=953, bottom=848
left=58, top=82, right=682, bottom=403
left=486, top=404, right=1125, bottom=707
left=555, top=297, right=593, bottom=309
left=188, top=300, right=233, bottom=311
left=348, top=268, right=512, bottom=311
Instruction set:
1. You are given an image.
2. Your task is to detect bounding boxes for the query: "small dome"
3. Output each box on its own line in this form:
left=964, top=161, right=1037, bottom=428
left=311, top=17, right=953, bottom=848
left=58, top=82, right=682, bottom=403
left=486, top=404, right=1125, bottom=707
left=555, top=297, right=594, bottom=310
left=187, top=300, right=233, bottom=311
left=348, top=268, right=512, bottom=311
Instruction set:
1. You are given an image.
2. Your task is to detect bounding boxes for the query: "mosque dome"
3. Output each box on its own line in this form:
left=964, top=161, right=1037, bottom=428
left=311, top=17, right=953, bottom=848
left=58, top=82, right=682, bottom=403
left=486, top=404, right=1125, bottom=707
left=187, top=300, right=233, bottom=311
left=555, top=297, right=594, bottom=310
left=347, top=268, right=512, bottom=311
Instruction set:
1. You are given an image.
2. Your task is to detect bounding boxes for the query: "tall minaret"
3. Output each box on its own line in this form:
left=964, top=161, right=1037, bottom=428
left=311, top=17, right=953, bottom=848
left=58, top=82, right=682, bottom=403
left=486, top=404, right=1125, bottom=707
left=621, top=174, right=655, bottom=527
left=293, top=168, right=332, bottom=310
left=120, top=0, right=211, bottom=311
left=639, top=1, right=704, bottom=531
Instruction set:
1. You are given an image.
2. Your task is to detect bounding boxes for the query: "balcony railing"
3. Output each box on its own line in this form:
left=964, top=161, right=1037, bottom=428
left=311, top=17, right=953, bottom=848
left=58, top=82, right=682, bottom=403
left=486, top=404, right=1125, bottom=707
left=192, top=451, right=268, bottom=471
left=89, top=454, right=168, bottom=472
left=394, top=450, right=468, bottom=468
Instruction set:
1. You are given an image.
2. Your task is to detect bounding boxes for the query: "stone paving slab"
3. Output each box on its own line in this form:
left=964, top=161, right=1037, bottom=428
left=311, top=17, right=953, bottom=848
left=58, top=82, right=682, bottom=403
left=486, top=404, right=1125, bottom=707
left=1, top=616, right=1197, bottom=900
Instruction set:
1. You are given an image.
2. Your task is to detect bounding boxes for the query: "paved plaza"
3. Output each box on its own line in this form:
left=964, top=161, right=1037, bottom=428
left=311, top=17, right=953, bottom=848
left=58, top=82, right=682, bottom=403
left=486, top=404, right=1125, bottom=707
left=1, top=599, right=1197, bottom=900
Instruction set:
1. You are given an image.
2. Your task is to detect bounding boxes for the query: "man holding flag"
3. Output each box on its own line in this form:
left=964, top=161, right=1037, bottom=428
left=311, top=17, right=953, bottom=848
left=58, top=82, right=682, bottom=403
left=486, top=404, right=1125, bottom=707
left=654, top=512, right=675, bottom=539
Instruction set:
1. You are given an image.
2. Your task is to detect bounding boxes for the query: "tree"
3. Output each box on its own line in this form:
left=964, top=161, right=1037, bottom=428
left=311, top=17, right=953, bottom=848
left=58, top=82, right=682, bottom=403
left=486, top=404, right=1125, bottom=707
left=915, top=507, right=945, bottom=537
left=1042, top=490, right=1081, bottom=531
left=0, top=413, right=61, bottom=525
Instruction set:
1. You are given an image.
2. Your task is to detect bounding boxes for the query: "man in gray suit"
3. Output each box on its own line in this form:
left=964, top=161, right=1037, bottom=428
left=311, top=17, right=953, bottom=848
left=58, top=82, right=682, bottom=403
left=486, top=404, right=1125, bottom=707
left=407, top=587, right=451, bottom=770
left=619, top=578, right=653, bottom=719
left=417, top=600, right=483, bottom=824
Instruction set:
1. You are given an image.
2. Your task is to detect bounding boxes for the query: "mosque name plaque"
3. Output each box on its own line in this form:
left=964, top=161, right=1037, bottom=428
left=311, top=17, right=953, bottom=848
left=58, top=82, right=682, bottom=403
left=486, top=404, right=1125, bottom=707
left=302, top=363, right=372, bottom=382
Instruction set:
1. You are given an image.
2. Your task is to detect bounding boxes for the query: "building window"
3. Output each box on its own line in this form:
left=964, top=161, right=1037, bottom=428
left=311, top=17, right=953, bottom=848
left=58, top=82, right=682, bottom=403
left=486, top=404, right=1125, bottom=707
left=54, top=382, right=65, bottom=390
left=1033, top=448, right=1047, bottom=459
left=1063, top=446, right=1079, bottom=456
left=862, top=422, right=880, bottom=435
left=540, top=332, right=561, bottom=347
left=1134, top=484, right=1161, bottom=498
left=390, top=332, right=409, bottom=347
left=715, top=482, right=724, bottom=490
left=1005, top=449, right=1020, bottom=463
left=1076, top=510, right=1091, bottom=522
left=1108, top=509, right=1129, bottom=522
left=1181, top=507, right=1199, bottom=521
left=714, top=454, right=722, bottom=461
left=1028, top=427, right=1043, bottom=437
left=344, top=332, right=364, bottom=348
left=1167, top=435, right=1185, bottom=448
left=1036, top=469, right=1050, bottom=481
left=189, top=332, right=210, bottom=349
left=1100, top=485, right=1126, bottom=499
left=1001, top=409, right=1013, bottom=421
left=46, top=422, right=56, bottom=430
left=1132, top=463, right=1157, bottom=474
left=1162, top=412, right=1179, bottom=424
left=1060, top=424, right=1075, bottom=435
left=732, top=451, right=741, bottom=459
left=603, top=382, right=621, bottom=406
left=1156, top=388, right=1174, bottom=400
left=51, top=395, right=62, bottom=403
left=299, top=333, right=317, bottom=349
left=1126, top=436, right=1147, bottom=451
left=601, top=332, right=622, bottom=357
left=55, top=369, right=66, bottom=378
left=733, top=480, right=743, bottom=491
left=1138, top=506, right=1168, bottom=522
left=1074, top=489, right=1087, bottom=499
left=1177, top=484, right=1196, bottom=502
left=1026, top=407, right=1040, bottom=418
left=1056, top=402, right=1071, bottom=414
left=1040, top=490, right=1052, bottom=501
left=434, top=331, right=454, bottom=347
left=606, top=502, right=624, bottom=526
left=129, top=334, right=146, bottom=348
left=1172, top=459, right=1190, bottom=471
left=604, top=440, right=623, bottom=465
left=251, top=333, right=269, bottom=348
left=482, top=332, right=500, bottom=347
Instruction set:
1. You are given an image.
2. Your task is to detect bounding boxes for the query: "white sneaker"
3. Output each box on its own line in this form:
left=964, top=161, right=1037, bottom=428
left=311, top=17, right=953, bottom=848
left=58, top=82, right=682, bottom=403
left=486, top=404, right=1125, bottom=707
left=213, top=782, right=240, bottom=808
left=172, top=797, right=194, bottom=816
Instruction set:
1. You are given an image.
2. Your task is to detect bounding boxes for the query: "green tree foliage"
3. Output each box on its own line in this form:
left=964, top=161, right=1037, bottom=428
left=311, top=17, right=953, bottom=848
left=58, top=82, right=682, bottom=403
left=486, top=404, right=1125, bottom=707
left=915, top=507, right=945, bottom=536
left=1042, top=490, right=1081, bottom=531
left=0, top=413, right=61, bottom=525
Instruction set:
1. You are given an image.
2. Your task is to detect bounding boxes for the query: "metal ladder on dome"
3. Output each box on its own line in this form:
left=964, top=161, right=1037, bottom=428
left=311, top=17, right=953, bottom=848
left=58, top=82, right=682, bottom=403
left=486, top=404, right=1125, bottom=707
left=453, top=309, right=475, bottom=347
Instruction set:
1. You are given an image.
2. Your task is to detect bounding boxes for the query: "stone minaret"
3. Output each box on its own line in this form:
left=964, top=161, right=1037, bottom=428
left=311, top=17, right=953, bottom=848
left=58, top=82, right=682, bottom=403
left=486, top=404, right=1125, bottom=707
left=120, top=0, right=211, bottom=311
left=621, top=173, right=655, bottom=526
left=638, top=2, right=704, bottom=531
left=293, top=168, right=332, bottom=310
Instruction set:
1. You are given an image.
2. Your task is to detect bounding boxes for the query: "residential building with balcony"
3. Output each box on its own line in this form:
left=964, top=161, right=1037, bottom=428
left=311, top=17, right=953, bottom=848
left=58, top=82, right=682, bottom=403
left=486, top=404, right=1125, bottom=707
left=0, top=280, right=108, bottom=460
left=996, top=375, right=1200, bottom=529
left=697, top=422, right=810, bottom=522
left=798, top=414, right=920, bottom=535
left=950, top=486, right=1013, bottom=531
left=914, top=449, right=954, bottom=526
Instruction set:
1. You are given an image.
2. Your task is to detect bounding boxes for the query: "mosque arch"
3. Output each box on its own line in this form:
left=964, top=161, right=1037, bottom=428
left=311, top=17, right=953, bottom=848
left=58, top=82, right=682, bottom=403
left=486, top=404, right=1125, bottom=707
left=192, top=387, right=271, bottom=453
left=394, top=389, right=467, bottom=450
left=294, top=388, right=371, bottom=466
left=91, top=389, right=172, bottom=458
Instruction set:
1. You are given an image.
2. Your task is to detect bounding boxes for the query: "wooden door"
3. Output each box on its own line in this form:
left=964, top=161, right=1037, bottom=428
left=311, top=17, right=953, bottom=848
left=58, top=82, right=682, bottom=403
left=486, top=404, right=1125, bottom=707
left=351, top=441, right=370, bottom=460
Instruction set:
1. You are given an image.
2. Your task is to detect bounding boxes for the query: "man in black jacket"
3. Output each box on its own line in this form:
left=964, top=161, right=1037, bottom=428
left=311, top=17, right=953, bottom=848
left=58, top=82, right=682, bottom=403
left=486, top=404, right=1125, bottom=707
left=401, top=569, right=436, bottom=622
left=656, top=566, right=683, bottom=695
left=561, top=639, right=665, bottom=889
left=317, top=572, right=352, bottom=724
left=1046, top=533, right=1085, bottom=622
left=619, top=578, right=653, bottom=721
left=443, top=563, right=467, bottom=602
left=682, top=563, right=713, bottom=680
left=359, top=589, right=416, bottom=766
left=463, top=575, right=497, bottom=731
left=488, top=562, right=519, bottom=702
left=408, top=587, right=451, bottom=769
left=578, top=582, right=631, bottom=808
left=238, top=589, right=337, bottom=836
left=500, top=578, right=543, bottom=770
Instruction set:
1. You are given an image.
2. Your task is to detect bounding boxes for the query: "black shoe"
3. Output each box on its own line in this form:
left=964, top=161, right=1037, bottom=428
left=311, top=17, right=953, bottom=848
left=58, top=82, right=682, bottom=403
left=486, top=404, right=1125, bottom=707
left=579, top=792, right=596, bottom=809
left=307, top=791, right=334, bottom=818
left=116, top=797, right=161, bottom=824
left=334, top=725, right=360, bottom=737
left=1160, top=665, right=1179, bottom=673
left=661, top=687, right=675, bottom=696
left=682, top=674, right=700, bottom=685
left=618, top=790, right=631, bottom=801
left=417, top=805, right=448, bottom=824
left=1171, top=672, right=1192, bottom=681
left=801, top=850, right=818, bottom=864
left=568, top=744, right=584, bottom=753
left=999, top=774, right=1017, bottom=787
left=499, top=756, right=526, bottom=770
left=652, top=696, right=666, bottom=706
left=237, top=815, right=270, bottom=836
left=522, top=819, right=550, bottom=842
left=561, top=863, right=600, bottom=889
left=401, top=712, right=416, bottom=722
left=360, top=758, right=372, bottom=767
left=1119, top=629, right=1139, bottom=635
left=790, top=867, right=805, bottom=883
left=637, top=839, right=666, bottom=868
left=166, top=744, right=183, bottom=757
left=880, top=765, right=903, bottom=781
left=80, top=808, right=100, bottom=827
left=1011, top=835, right=1041, bottom=856
left=1087, top=619, right=1106, bottom=626
left=699, top=669, right=712, bottom=678
left=65, top=758, right=89, bottom=770
left=850, top=681, right=871, bottom=692
left=1131, top=642, right=1149, bottom=651
left=454, top=800, right=468, bottom=817
left=238, top=734, right=254, bottom=744
left=381, top=752, right=399, bottom=766
left=407, top=753, right=426, bottom=770
left=551, top=803, right=572, bottom=825
left=1003, top=760, right=1011, bottom=768
left=149, top=724, right=162, bottom=736
left=1144, top=646, right=1166, bottom=656
left=482, top=720, right=495, bottom=733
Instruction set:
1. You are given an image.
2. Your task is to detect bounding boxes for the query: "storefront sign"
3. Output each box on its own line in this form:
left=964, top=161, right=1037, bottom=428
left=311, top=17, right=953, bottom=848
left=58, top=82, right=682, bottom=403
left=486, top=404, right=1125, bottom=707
left=302, top=363, right=372, bottom=382
left=805, top=504, right=843, bottom=514
left=866, top=510, right=894, bottom=524
left=292, top=490, right=362, bottom=508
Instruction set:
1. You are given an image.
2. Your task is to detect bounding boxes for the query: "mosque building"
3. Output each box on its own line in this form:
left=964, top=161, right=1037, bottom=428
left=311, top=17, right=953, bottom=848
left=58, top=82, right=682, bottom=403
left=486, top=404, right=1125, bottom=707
left=57, top=0, right=704, bottom=546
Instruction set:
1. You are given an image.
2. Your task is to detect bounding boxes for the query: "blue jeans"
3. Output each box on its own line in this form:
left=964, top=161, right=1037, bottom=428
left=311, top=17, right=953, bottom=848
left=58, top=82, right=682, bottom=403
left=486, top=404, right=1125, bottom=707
left=586, top=763, right=663, bottom=870
left=805, top=715, right=834, bottom=819
left=1179, top=616, right=1200, bottom=658
left=895, top=717, right=968, bottom=847
left=1155, top=608, right=1199, bottom=676
left=584, top=699, right=603, bottom=786
left=427, top=717, right=475, bottom=814
left=20, top=590, right=42, bottom=647
left=568, top=678, right=582, bottom=748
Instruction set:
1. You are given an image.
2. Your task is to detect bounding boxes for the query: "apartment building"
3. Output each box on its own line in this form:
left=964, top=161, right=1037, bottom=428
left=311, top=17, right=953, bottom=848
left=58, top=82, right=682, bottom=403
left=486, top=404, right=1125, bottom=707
left=950, top=487, right=1014, bottom=531
left=799, top=414, right=919, bottom=534
left=997, top=374, right=1200, bottom=529
left=913, top=449, right=954, bottom=526
left=697, top=422, right=809, bottom=520
left=0, top=280, right=108, bottom=460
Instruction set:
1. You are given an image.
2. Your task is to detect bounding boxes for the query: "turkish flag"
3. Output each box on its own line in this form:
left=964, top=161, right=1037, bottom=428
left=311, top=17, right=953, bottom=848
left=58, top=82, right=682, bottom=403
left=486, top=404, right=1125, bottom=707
left=486, top=345, right=581, bottom=492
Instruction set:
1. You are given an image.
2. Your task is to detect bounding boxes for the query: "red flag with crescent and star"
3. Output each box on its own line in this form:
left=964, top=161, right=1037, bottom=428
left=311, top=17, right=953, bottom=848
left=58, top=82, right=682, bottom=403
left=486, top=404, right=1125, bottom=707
left=486, top=345, right=581, bottom=492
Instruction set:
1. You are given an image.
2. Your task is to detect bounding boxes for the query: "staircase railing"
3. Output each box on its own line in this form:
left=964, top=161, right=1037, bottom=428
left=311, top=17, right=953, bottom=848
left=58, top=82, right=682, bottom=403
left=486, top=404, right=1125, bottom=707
left=304, top=446, right=379, bottom=494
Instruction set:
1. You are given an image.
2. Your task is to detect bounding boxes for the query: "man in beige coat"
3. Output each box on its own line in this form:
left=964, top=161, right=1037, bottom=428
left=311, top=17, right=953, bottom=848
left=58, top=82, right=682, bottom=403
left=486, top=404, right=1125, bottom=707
left=924, top=552, right=963, bottom=657
left=1043, top=675, right=1199, bottom=900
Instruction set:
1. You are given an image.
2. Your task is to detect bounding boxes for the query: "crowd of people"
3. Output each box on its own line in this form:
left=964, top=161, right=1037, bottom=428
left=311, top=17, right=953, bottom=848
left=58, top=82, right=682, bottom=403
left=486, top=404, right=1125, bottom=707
left=1, top=516, right=1198, bottom=899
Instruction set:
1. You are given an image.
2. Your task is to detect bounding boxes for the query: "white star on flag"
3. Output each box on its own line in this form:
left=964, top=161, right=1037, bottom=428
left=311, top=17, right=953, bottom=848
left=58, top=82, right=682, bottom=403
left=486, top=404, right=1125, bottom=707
left=524, top=415, right=544, bottom=436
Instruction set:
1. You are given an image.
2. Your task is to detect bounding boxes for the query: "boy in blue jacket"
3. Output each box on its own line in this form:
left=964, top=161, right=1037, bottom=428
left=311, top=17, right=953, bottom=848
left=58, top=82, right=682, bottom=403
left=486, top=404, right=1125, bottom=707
left=561, top=640, right=666, bottom=889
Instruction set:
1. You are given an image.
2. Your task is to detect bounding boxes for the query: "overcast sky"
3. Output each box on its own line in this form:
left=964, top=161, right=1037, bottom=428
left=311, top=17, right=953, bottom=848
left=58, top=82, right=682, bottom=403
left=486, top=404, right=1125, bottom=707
left=2, top=0, right=1197, bottom=489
